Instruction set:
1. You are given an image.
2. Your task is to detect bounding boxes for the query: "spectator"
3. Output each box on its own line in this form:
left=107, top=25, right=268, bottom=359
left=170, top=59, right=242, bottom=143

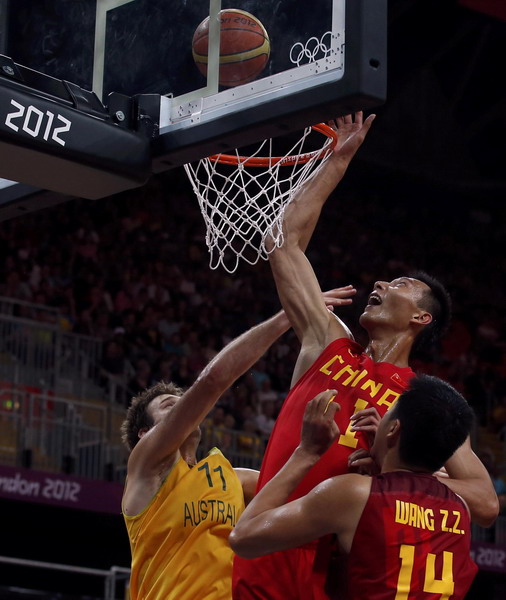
left=254, top=401, right=276, bottom=438
left=127, top=358, right=154, bottom=397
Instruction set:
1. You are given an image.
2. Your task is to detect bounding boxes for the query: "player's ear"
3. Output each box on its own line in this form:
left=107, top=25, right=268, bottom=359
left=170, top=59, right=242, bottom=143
left=138, top=427, right=149, bottom=439
left=386, top=418, right=400, bottom=447
left=411, top=310, right=432, bottom=326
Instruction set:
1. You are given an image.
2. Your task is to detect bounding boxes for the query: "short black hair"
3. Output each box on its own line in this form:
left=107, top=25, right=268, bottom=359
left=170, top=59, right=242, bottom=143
left=389, top=374, right=474, bottom=472
left=408, top=270, right=452, bottom=356
left=121, top=381, right=185, bottom=451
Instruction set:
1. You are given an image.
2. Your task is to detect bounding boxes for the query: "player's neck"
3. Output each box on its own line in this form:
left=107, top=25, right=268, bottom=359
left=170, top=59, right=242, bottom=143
left=180, top=435, right=200, bottom=467
left=381, top=452, right=429, bottom=475
left=365, top=333, right=412, bottom=367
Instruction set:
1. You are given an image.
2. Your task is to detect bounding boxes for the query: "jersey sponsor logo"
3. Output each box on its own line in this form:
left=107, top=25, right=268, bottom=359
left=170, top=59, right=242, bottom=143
left=395, top=500, right=465, bottom=534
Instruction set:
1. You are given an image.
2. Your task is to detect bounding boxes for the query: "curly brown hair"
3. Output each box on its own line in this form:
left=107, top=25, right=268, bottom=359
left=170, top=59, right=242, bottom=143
left=121, top=381, right=185, bottom=451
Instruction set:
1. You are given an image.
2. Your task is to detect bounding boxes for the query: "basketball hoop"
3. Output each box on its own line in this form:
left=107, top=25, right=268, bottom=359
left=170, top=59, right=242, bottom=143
left=184, top=123, right=338, bottom=273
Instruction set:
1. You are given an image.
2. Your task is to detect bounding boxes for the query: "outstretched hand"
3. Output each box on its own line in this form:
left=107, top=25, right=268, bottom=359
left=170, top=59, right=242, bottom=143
left=322, top=285, right=357, bottom=311
left=299, top=390, right=340, bottom=458
left=328, top=111, right=376, bottom=165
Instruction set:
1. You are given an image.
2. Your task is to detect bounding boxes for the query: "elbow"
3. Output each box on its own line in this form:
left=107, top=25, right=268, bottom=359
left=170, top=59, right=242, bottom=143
left=472, top=494, right=500, bottom=528
left=229, top=527, right=259, bottom=559
left=197, top=363, right=229, bottom=396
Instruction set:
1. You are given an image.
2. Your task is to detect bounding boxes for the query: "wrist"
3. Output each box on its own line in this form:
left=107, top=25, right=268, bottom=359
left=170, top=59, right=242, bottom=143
left=293, top=445, right=321, bottom=468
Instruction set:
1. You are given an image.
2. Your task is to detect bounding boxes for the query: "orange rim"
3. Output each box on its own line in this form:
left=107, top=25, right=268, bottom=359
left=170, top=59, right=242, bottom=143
left=208, top=123, right=338, bottom=167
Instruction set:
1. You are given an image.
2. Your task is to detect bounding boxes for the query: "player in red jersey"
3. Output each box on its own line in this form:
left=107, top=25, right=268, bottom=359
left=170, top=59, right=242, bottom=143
left=232, top=112, right=498, bottom=599
left=231, top=375, right=479, bottom=600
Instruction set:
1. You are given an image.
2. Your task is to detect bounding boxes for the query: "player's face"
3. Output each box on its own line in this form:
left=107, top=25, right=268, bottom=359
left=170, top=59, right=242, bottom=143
left=148, top=394, right=180, bottom=425
left=146, top=394, right=201, bottom=443
left=359, top=277, right=431, bottom=333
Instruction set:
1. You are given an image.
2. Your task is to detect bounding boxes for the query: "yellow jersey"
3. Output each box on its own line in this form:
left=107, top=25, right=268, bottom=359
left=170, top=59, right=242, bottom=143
left=124, top=448, right=245, bottom=600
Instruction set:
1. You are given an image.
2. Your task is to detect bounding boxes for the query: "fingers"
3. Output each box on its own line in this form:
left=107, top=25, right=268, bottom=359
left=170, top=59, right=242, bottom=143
left=350, top=407, right=381, bottom=432
left=306, top=389, right=340, bottom=420
left=334, top=285, right=357, bottom=297
left=322, top=285, right=357, bottom=300
left=348, top=449, right=372, bottom=469
left=325, top=298, right=353, bottom=307
left=323, top=395, right=336, bottom=415
left=348, top=448, right=370, bottom=464
left=347, top=448, right=378, bottom=475
left=328, top=111, right=365, bottom=130
left=301, top=390, right=341, bottom=455
left=322, top=286, right=356, bottom=311
left=349, top=456, right=377, bottom=475
left=361, top=113, right=376, bottom=132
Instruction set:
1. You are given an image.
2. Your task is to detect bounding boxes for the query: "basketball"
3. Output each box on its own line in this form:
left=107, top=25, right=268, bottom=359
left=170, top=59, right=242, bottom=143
left=192, top=9, right=270, bottom=88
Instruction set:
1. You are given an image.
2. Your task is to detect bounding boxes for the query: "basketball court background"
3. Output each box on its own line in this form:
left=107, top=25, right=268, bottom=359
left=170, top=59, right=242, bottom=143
left=0, top=0, right=505, bottom=598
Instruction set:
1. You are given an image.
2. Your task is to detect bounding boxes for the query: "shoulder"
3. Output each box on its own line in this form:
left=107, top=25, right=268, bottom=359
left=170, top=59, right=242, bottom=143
left=312, top=473, right=372, bottom=505
left=309, top=475, right=372, bottom=542
left=123, top=455, right=184, bottom=517
left=317, top=337, right=365, bottom=359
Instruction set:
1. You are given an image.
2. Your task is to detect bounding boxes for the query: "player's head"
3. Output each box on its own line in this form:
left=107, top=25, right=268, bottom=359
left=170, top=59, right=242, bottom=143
left=406, top=270, right=451, bottom=355
left=371, top=374, right=474, bottom=472
left=359, top=271, right=451, bottom=351
left=121, top=381, right=185, bottom=451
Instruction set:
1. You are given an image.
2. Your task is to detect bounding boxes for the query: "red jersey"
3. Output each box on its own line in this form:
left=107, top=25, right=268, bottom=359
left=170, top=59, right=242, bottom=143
left=233, top=338, right=415, bottom=600
left=258, top=338, right=415, bottom=499
left=348, top=471, right=478, bottom=600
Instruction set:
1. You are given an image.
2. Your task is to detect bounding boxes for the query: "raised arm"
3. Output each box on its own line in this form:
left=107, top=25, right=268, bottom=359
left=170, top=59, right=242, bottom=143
left=131, top=286, right=359, bottom=475
left=436, top=437, right=499, bottom=527
left=127, top=310, right=292, bottom=478
left=268, top=113, right=375, bottom=378
left=289, top=113, right=376, bottom=253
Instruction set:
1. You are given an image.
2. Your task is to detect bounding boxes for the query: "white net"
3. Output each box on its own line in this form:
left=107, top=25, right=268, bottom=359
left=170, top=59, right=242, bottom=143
left=184, top=125, right=336, bottom=273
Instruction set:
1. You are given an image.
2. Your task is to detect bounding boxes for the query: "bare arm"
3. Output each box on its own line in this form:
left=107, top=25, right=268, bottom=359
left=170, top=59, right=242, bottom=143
left=288, top=113, right=376, bottom=253
left=230, top=391, right=369, bottom=556
left=127, top=310, right=292, bottom=478
left=436, top=437, right=499, bottom=527
left=234, top=468, right=259, bottom=505
left=268, top=113, right=375, bottom=370
left=289, top=285, right=357, bottom=386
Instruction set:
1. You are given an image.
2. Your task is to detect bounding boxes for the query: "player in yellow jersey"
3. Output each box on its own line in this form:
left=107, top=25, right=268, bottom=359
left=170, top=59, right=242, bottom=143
left=120, top=290, right=355, bottom=600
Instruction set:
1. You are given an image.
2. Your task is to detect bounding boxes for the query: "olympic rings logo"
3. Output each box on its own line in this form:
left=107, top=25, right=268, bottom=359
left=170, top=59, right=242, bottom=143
left=289, top=31, right=333, bottom=66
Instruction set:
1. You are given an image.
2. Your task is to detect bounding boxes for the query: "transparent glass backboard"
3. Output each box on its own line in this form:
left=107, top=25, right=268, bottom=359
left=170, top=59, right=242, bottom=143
left=5, top=0, right=386, bottom=167
left=162, top=0, right=344, bottom=133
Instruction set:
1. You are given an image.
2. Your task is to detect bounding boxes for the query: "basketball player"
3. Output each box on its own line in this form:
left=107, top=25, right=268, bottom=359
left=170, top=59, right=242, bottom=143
left=232, top=112, right=498, bottom=599
left=230, top=375, right=478, bottom=600
left=120, top=289, right=354, bottom=600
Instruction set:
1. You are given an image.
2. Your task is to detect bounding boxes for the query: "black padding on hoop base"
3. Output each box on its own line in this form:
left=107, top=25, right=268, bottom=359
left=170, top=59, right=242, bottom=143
left=0, top=55, right=151, bottom=202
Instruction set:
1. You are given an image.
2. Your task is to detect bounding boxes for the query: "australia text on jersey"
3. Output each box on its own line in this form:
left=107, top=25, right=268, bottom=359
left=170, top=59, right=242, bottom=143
left=183, top=500, right=239, bottom=528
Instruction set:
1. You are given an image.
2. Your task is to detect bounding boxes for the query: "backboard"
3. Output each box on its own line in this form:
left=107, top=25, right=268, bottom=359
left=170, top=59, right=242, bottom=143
left=0, top=0, right=386, bottom=208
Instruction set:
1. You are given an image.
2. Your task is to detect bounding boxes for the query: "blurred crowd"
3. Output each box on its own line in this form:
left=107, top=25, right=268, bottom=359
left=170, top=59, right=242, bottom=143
left=0, top=166, right=505, bottom=499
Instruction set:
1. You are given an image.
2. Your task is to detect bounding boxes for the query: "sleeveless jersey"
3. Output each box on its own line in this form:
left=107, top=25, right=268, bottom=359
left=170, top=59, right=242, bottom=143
left=348, top=471, right=478, bottom=600
left=258, top=338, right=415, bottom=499
left=233, top=339, right=415, bottom=600
left=124, top=448, right=244, bottom=600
